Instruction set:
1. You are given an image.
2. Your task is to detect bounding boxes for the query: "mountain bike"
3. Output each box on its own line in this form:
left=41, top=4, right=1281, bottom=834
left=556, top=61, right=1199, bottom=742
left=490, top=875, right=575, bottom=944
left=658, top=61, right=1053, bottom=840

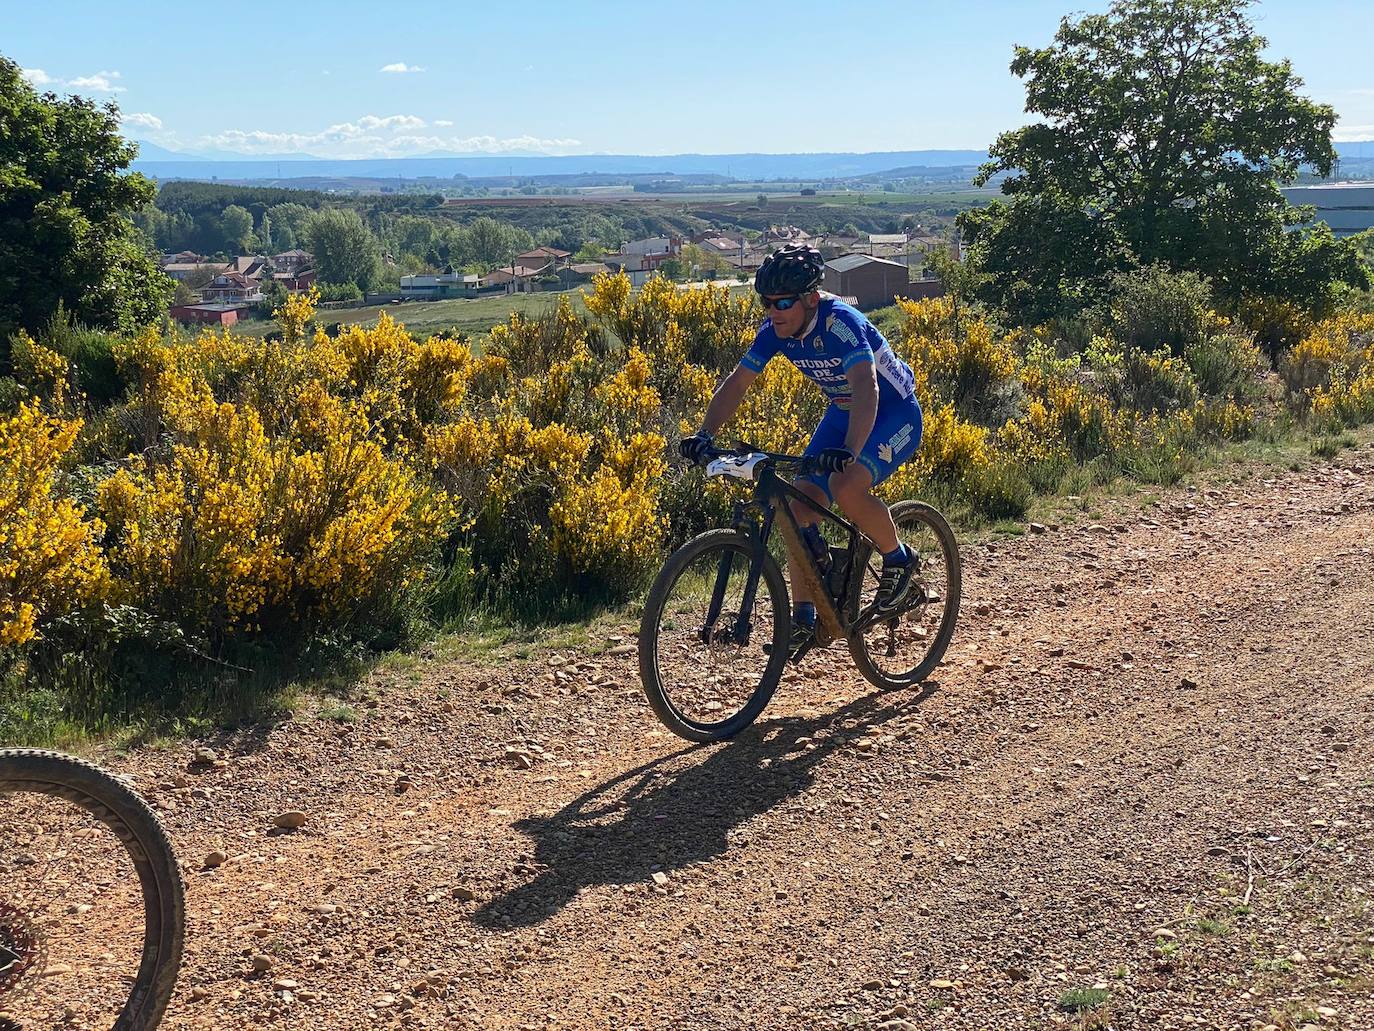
left=0, top=749, right=185, bottom=1031
left=639, top=445, right=961, bottom=742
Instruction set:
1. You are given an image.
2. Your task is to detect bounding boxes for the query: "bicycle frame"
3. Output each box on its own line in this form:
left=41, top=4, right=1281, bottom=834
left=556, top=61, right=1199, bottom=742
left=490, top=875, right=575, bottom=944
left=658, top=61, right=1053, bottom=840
left=722, top=459, right=869, bottom=649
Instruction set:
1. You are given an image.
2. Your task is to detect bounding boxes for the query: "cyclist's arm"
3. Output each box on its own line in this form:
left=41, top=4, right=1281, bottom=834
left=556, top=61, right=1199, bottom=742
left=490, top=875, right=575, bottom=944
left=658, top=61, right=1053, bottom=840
left=843, top=360, right=879, bottom=455
left=699, top=364, right=758, bottom=436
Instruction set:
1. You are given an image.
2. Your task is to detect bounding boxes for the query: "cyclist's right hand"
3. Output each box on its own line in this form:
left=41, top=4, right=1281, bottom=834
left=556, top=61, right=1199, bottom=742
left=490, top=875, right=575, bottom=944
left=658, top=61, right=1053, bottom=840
left=679, top=432, right=715, bottom=466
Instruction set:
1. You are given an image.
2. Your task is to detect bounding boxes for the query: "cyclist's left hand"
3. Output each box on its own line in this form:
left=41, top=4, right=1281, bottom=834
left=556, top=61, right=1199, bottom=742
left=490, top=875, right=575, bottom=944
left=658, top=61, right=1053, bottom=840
left=816, top=447, right=854, bottom=474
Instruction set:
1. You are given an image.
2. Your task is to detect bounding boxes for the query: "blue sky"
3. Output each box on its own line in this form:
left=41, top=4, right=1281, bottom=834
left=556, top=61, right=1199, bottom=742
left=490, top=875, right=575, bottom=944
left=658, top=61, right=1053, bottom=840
left=5, top=0, right=1372, bottom=157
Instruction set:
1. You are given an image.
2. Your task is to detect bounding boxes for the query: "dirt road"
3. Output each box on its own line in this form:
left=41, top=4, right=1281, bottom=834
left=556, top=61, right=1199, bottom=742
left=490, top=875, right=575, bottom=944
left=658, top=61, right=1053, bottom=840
left=116, top=447, right=1374, bottom=1030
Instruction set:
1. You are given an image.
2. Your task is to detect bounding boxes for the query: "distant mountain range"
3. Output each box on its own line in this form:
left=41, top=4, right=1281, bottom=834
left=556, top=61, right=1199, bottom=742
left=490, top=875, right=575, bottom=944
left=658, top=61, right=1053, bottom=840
left=128, top=141, right=1374, bottom=184
left=129, top=147, right=994, bottom=182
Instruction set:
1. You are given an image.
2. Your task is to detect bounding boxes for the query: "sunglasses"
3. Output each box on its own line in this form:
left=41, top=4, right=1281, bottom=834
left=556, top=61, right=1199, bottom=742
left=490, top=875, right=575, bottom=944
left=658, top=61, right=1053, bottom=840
left=761, top=295, right=802, bottom=312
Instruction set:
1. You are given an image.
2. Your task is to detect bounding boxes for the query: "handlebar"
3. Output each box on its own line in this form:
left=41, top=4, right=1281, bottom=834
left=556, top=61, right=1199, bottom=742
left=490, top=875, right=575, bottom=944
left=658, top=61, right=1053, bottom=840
left=697, top=443, right=821, bottom=475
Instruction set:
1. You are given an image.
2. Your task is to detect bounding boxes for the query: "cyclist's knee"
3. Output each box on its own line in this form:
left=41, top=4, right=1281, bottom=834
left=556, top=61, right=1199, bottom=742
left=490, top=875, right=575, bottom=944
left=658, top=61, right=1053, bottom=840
left=830, top=465, right=874, bottom=508
left=790, top=480, right=829, bottom=523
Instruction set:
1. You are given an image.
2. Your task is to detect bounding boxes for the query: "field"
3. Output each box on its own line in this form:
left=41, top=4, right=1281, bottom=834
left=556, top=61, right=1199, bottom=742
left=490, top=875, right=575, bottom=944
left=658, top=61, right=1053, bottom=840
left=433, top=188, right=993, bottom=235
left=229, top=290, right=593, bottom=340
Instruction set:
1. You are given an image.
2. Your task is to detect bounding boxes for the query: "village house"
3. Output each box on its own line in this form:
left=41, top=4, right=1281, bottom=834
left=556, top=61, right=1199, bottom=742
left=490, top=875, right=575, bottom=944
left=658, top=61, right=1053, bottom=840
left=399, top=270, right=481, bottom=300
left=162, top=260, right=230, bottom=282
left=271, top=249, right=314, bottom=273
left=168, top=302, right=246, bottom=327
left=272, top=267, right=318, bottom=293
left=485, top=265, right=543, bottom=293
left=823, top=254, right=943, bottom=310
left=557, top=262, right=611, bottom=289
left=761, top=225, right=814, bottom=245
left=201, top=271, right=263, bottom=304
left=515, top=246, right=571, bottom=272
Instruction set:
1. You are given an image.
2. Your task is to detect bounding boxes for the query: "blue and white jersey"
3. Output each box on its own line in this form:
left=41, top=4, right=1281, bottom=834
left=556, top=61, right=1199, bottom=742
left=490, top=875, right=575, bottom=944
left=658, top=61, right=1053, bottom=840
left=739, top=297, right=916, bottom=409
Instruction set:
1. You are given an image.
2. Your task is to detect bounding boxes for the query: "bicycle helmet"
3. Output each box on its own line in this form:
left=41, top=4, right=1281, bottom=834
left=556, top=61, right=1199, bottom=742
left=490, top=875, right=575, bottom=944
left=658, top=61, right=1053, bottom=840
left=754, top=244, right=825, bottom=295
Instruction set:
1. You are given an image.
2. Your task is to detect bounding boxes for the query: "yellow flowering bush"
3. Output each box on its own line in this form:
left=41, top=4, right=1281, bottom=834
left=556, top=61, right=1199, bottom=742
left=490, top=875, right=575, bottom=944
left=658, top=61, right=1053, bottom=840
left=1281, top=312, right=1374, bottom=429
left=0, top=404, right=108, bottom=646
left=0, top=266, right=1311, bottom=674
left=96, top=390, right=448, bottom=636
left=10, top=332, right=72, bottom=408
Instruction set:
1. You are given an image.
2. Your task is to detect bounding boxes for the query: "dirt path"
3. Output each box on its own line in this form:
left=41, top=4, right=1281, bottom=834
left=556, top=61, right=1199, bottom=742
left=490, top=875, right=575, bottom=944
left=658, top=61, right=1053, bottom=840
left=113, top=447, right=1374, bottom=1030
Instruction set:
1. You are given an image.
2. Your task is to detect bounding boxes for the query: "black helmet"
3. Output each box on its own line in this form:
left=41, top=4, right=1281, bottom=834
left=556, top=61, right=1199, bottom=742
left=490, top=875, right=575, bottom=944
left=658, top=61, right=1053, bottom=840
left=754, top=244, right=825, bottom=295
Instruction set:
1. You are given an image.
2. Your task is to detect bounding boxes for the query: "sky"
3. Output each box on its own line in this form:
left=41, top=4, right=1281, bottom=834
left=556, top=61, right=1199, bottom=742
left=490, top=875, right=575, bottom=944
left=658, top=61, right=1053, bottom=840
left=4, top=0, right=1373, bottom=158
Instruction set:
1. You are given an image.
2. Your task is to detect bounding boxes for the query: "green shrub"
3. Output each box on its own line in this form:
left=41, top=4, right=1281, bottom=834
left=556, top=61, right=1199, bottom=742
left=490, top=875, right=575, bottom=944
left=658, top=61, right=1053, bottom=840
left=316, top=281, right=363, bottom=303
left=32, top=305, right=127, bottom=407
left=961, top=458, right=1033, bottom=521
left=1100, top=263, right=1212, bottom=356
left=1185, top=332, right=1266, bottom=402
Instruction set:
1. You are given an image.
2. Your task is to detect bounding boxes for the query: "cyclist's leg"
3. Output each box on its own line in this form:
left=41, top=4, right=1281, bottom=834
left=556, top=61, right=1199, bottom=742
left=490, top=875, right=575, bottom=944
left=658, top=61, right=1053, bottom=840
left=829, top=399, right=924, bottom=608
left=787, top=407, right=846, bottom=644
left=831, top=396, right=923, bottom=546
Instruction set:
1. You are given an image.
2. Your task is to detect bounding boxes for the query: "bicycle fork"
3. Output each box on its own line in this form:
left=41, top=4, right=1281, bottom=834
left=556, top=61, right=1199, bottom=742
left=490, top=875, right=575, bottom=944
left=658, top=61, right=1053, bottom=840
left=699, top=503, right=774, bottom=647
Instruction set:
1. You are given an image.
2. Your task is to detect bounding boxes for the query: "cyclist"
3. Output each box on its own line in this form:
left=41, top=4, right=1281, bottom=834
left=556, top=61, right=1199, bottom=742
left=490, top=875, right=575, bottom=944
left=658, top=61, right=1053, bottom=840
left=680, top=244, right=924, bottom=655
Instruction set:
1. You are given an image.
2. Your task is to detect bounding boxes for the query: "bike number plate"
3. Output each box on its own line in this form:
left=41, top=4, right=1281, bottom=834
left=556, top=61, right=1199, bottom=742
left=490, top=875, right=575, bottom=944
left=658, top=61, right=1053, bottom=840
left=706, top=453, right=768, bottom=481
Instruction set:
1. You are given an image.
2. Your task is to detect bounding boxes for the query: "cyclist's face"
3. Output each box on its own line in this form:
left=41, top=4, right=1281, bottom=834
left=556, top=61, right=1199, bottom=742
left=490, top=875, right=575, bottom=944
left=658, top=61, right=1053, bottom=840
left=764, top=290, right=818, bottom=338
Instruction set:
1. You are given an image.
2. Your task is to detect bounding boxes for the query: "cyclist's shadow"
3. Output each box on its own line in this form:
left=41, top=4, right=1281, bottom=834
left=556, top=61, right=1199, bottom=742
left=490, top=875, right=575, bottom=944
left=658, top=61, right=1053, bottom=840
left=471, top=683, right=937, bottom=930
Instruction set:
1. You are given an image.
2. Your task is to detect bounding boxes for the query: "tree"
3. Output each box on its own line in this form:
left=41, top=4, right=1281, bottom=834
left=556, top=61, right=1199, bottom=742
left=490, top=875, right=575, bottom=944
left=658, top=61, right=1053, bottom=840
left=0, top=57, right=171, bottom=344
left=266, top=202, right=312, bottom=251
left=459, top=216, right=533, bottom=270
left=959, top=0, right=1369, bottom=326
left=392, top=215, right=438, bottom=261
left=680, top=242, right=727, bottom=278
left=220, top=204, right=255, bottom=254
left=756, top=194, right=769, bottom=208
left=302, top=208, right=380, bottom=290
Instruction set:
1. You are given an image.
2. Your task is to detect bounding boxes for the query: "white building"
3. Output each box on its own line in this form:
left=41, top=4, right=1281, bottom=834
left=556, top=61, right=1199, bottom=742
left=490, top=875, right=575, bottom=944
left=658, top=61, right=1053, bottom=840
left=1283, top=183, right=1374, bottom=237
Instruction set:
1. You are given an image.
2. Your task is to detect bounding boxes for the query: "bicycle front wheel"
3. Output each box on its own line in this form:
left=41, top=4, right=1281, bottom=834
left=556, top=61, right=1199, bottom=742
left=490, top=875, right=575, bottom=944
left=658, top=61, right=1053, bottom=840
left=848, top=500, right=961, bottom=691
left=638, top=529, right=790, bottom=742
left=0, top=749, right=185, bottom=1031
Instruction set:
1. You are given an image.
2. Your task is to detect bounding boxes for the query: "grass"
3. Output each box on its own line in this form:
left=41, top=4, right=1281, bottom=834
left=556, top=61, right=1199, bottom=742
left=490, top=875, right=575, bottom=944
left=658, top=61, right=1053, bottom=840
left=317, top=703, right=359, bottom=723
left=1057, top=988, right=1109, bottom=1012
left=229, top=289, right=590, bottom=341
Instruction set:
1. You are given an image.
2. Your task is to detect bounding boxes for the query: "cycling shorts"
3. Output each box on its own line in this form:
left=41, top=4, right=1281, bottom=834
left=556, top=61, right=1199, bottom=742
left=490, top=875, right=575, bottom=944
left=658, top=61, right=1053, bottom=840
left=799, top=395, right=923, bottom=500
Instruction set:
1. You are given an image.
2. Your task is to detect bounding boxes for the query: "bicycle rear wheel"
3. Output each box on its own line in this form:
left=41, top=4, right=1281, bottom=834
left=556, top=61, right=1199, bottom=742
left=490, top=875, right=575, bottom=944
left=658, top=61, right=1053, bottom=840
left=847, top=500, right=961, bottom=691
left=0, top=749, right=185, bottom=1031
left=638, top=529, right=790, bottom=742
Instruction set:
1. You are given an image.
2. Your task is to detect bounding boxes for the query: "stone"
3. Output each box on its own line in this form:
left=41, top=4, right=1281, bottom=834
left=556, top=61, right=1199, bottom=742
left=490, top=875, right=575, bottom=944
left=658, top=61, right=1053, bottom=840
left=251, top=955, right=274, bottom=973
left=273, top=811, right=308, bottom=830
left=203, top=850, right=229, bottom=868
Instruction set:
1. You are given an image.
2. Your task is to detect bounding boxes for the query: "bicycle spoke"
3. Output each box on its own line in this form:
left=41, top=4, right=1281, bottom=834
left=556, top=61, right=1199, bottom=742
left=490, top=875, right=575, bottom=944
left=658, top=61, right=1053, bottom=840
left=0, top=790, right=151, bottom=1030
left=644, top=537, right=784, bottom=736
left=850, top=503, right=959, bottom=688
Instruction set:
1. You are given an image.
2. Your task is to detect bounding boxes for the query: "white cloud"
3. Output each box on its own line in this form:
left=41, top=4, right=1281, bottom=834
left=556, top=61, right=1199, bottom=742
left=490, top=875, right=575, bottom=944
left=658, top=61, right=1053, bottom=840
left=67, top=70, right=125, bottom=94
left=21, top=68, right=54, bottom=86
left=1334, top=124, right=1374, bottom=142
left=434, top=119, right=455, bottom=127
left=357, top=114, right=425, bottom=131
left=197, top=114, right=583, bottom=157
left=380, top=62, right=425, bottom=74
left=123, top=112, right=163, bottom=131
